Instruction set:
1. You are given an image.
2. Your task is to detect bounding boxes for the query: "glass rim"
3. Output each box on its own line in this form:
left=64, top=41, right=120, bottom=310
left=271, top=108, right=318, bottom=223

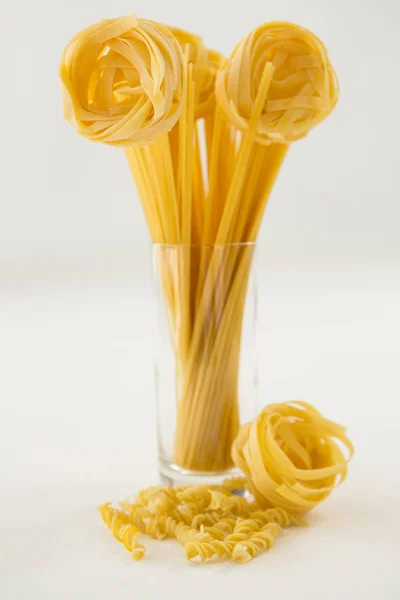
left=153, top=242, right=256, bottom=249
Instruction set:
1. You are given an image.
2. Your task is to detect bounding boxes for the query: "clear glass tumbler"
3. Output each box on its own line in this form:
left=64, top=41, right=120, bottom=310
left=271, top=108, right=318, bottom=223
left=153, top=243, right=258, bottom=485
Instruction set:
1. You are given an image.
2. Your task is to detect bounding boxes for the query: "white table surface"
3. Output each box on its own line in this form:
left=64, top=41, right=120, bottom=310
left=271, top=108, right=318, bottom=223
left=1, top=260, right=399, bottom=599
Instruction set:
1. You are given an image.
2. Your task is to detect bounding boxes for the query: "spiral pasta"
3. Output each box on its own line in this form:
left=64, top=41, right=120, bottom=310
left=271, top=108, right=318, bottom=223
left=190, top=511, right=223, bottom=529
left=232, top=523, right=282, bottom=563
left=99, top=477, right=303, bottom=564
left=100, top=502, right=130, bottom=540
left=232, top=506, right=301, bottom=541
left=147, top=490, right=179, bottom=515
left=99, top=502, right=146, bottom=560
left=129, top=505, right=152, bottom=532
left=209, top=490, right=257, bottom=514
left=99, top=480, right=265, bottom=562
left=135, top=485, right=165, bottom=506
left=184, top=521, right=282, bottom=563
left=232, top=401, right=354, bottom=514
left=60, top=14, right=183, bottom=146
left=122, top=526, right=146, bottom=560
left=216, top=21, right=338, bottom=144
left=184, top=526, right=251, bottom=563
left=184, top=539, right=236, bottom=562
left=201, top=518, right=237, bottom=540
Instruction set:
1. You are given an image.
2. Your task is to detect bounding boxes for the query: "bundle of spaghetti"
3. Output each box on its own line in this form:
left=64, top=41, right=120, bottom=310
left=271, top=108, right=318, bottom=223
left=232, top=401, right=354, bottom=514
left=164, top=23, right=338, bottom=470
left=60, top=15, right=339, bottom=472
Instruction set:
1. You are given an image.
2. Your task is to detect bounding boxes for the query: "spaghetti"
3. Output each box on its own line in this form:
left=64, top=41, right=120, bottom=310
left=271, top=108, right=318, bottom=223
left=60, top=15, right=339, bottom=472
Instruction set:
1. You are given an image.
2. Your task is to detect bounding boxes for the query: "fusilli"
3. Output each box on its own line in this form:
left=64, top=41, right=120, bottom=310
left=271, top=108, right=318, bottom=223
left=232, top=523, right=282, bottom=563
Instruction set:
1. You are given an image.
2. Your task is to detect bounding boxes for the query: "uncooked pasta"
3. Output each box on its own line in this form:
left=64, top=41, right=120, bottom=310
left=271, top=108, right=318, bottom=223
left=59, top=12, right=352, bottom=567
left=97, top=401, right=351, bottom=564
left=60, top=14, right=338, bottom=473
left=100, top=502, right=146, bottom=559
left=232, top=401, right=354, bottom=514
left=60, top=15, right=182, bottom=146
left=231, top=523, right=282, bottom=563
left=216, top=21, right=339, bottom=144
left=98, top=472, right=301, bottom=564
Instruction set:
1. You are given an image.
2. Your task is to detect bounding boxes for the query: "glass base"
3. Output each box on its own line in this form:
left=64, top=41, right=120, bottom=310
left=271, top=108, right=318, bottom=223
left=159, top=460, right=244, bottom=488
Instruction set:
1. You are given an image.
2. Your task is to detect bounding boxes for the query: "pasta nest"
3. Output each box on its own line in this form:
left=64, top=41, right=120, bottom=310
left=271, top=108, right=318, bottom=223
left=232, top=401, right=353, bottom=514
left=60, top=14, right=182, bottom=147
left=170, top=26, right=225, bottom=118
left=216, top=22, right=339, bottom=144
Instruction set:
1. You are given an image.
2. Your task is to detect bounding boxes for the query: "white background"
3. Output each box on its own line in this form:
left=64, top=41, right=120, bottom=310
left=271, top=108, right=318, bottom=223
left=1, top=0, right=399, bottom=598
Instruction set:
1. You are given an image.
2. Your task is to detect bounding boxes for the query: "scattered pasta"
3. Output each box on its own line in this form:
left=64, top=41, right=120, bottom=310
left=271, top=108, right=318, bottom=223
left=98, top=472, right=307, bottom=563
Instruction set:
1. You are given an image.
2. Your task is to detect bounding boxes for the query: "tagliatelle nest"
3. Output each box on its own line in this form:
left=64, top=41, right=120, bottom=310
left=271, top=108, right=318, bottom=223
left=60, top=14, right=183, bottom=147
left=232, top=401, right=354, bottom=514
left=216, top=21, right=339, bottom=144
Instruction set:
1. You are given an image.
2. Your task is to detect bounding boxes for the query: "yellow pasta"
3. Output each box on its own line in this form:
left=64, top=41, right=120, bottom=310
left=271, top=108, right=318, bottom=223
left=147, top=490, right=178, bottom=515
left=190, top=512, right=222, bottom=529
left=169, top=26, right=224, bottom=118
left=59, top=14, right=352, bottom=567
left=99, top=502, right=146, bottom=560
left=216, top=21, right=338, bottom=144
left=221, top=477, right=248, bottom=491
left=97, top=467, right=309, bottom=564
left=184, top=539, right=236, bottom=562
left=232, top=401, right=354, bottom=514
left=96, top=401, right=351, bottom=564
left=100, top=502, right=129, bottom=539
left=249, top=508, right=307, bottom=527
left=60, top=14, right=182, bottom=147
left=201, top=519, right=236, bottom=540
left=209, top=490, right=257, bottom=514
left=231, top=522, right=282, bottom=563
left=60, top=15, right=339, bottom=473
